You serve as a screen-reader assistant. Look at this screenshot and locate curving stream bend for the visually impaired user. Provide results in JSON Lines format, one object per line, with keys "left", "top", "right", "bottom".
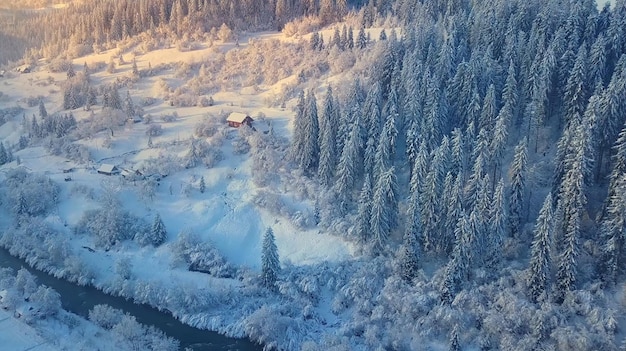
{"left": 0, "top": 248, "right": 262, "bottom": 351}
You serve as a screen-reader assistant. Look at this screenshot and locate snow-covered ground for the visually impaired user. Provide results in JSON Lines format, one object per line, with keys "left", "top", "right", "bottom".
{"left": 0, "top": 27, "right": 384, "bottom": 348}
{"left": 0, "top": 309, "right": 56, "bottom": 351}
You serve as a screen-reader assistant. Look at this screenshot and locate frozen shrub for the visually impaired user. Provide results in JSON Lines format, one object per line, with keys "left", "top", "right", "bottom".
{"left": 141, "top": 97, "right": 156, "bottom": 106}
{"left": 24, "top": 95, "right": 43, "bottom": 107}
{"left": 171, "top": 231, "right": 235, "bottom": 278}
{"left": 30, "top": 285, "right": 62, "bottom": 317}
{"left": 4, "top": 168, "right": 59, "bottom": 217}
{"left": 146, "top": 124, "right": 163, "bottom": 136}
{"left": 89, "top": 304, "right": 123, "bottom": 329}
{"left": 47, "top": 58, "right": 72, "bottom": 73}
{"left": 115, "top": 257, "right": 133, "bottom": 280}
{"left": 161, "top": 112, "right": 177, "bottom": 123}
{"left": 198, "top": 95, "right": 214, "bottom": 107}
{"left": 75, "top": 203, "right": 149, "bottom": 249}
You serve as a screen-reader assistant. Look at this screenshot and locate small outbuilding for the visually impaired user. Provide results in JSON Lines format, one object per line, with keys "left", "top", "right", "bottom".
{"left": 97, "top": 164, "right": 119, "bottom": 175}
{"left": 16, "top": 65, "right": 32, "bottom": 74}
{"left": 226, "top": 112, "right": 253, "bottom": 128}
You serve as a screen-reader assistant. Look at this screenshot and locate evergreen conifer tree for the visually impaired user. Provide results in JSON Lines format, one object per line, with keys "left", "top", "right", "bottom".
{"left": 38, "top": 100, "right": 47, "bottom": 119}
{"left": 397, "top": 228, "right": 419, "bottom": 282}
{"left": 527, "top": 193, "right": 554, "bottom": 302}
{"left": 0, "top": 143, "right": 7, "bottom": 165}
{"left": 261, "top": 227, "right": 280, "bottom": 288}
{"left": 357, "top": 27, "right": 367, "bottom": 49}
{"left": 509, "top": 139, "right": 528, "bottom": 237}
{"left": 199, "top": 176, "right": 206, "bottom": 193}
{"left": 355, "top": 175, "right": 373, "bottom": 244}
{"left": 150, "top": 213, "right": 167, "bottom": 246}
{"left": 370, "top": 166, "right": 398, "bottom": 254}
{"left": 318, "top": 87, "right": 338, "bottom": 186}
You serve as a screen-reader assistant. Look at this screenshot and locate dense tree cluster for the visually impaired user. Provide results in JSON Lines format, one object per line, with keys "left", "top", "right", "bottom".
{"left": 286, "top": 0, "right": 626, "bottom": 320}
{"left": 0, "top": 0, "right": 373, "bottom": 64}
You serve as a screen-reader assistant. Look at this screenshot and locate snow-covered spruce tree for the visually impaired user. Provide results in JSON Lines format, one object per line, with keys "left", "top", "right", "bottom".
{"left": 450, "top": 325, "right": 460, "bottom": 351}
{"left": 602, "top": 174, "right": 626, "bottom": 284}
{"left": 149, "top": 214, "right": 167, "bottom": 247}
{"left": 488, "top": 179, "right": 507, "bottom": 269}
{"left": 0, "top": 143, "right": 7, "bottom": 165}
{"left": 502, "top": 59, "right": 519, "bottom": 125}
{"left": 465, "top": 146, "right": 485, "bottom": 212}
{"left": 527, "top": 193, "right": 554, "bottom": 302}
{"left": 397, "top": 216, "right": 420, "bottom": 282}
{"left": 602, "top": 125, "right": 626, "bottom": 282}
{"left": 562, "top": 45, "right": 589, "bottom": 130}
{"left": 261, "top": 227, "right": 280, "bottom": 289}
{"left": 333, "top": 117, "right": 362, "bottom": 212}
{"left": 555, "top": 125, "right": 589, "bottom": 302}
{"left": 301, "top": 90, "right": 319, "bottom": 172}
{"left": 66, "top": 63, "right": 75, "bottom": 79}
{"left": 596, "top": 56, "right": 626, "bottom": 179}
{"left": 355, "top": 175, "right": 373, "bottom": 244}
{"left": 421, "top": 138, "right": 450, "bottom": 254}
{"left": 373, "top": 109, "right": 398, "bottom": 179}
{"left": 199, "top": 176, "right": 206, "bottom": 193}
{"left": 362, "top": 83, "right": 383, "bottom": 177}
{"left": 450, "top": 128, "right": 467, "bottom": 182}
{"left": 291, "top": 91, "right": 319, "bottom": 174}
{"left": 290, "top": 91, "right": 306, "bottom": 163}
{"left": 440, "top": 211, "right": 471, "bottom": 303}
{"left": 369, "top": 166, "right": 398, "bottom": 254}
{"left": 317, "top": 86, "right": 338, "bottom": 186}
{"left": 184, "top": 138, "right": 202, "bottom": 168}
{"left": 491, "top": 107, "right": 509, "bottom": 184}
{"left": 124, "top": 91, "right": 135, "bottom": 118}
{"left": 38, "top": 99, "right": 47, "bottom": 119}
{"left": 508, "top": 138, "right": 528, "bottom": 238}
{"left": 356, "top": 26, "right": 367, "bottom": 49}
{"left": 479, "top": 84, "right": 497, "bottom": 134}
{"left": 607, "top": 123, "right": 626, "bottom": 200}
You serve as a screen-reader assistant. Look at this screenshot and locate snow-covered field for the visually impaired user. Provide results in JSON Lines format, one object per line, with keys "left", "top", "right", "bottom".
{"left": 0, "top": 27, "right": 380, "bottom": 348}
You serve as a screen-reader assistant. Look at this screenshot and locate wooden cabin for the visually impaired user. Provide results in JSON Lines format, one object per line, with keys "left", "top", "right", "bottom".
{"left": 97, "top": 164, "right": 119, "bottom": 175}
{"left": 226, "top": 112, "right": 253, "bottom": 128}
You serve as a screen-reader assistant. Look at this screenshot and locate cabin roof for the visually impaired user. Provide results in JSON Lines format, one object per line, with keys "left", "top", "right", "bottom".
{"left": 98, "top": 164, "right": 117, "bottom": 173}
{"left": 226, "top": 112, "right": 252, "bottom": 123}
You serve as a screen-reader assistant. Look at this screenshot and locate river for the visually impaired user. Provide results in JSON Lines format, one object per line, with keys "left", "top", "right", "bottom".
{"left": 0, "top": 248, "right": 262, "bottom": 351}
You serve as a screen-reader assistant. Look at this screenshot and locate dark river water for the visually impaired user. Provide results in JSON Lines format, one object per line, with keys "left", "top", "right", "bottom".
{"left": 0, "top": 248, "right": 262, "bottom": 351}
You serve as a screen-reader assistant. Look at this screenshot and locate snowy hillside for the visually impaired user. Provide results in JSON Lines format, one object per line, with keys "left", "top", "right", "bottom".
{"left": 2, "top": 0, "right": 626, "bottom": 350}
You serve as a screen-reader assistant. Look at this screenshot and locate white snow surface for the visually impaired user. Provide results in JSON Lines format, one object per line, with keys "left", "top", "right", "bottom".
{"left": 0, "top": 27, "right": 364, "bottom": 347}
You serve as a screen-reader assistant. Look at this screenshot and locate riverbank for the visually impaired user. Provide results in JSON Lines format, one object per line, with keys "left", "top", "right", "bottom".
{"left": 0, "top": 246, "right": 261, "bottom": 350}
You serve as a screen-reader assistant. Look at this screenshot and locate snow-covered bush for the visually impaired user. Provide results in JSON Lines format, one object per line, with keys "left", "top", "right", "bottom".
{"left": 29, "top": 285, "right": 62, "bottom": 318}
{"left": 171, "top": 230, "right": 235, "bottom": 278}
{"left": 198, "top": 95, "right": 214, "bottom": 107}
{"left": 141, "top": 153, "right": 182, "bottom": 177}
{"left": 47, "top": 58, "right": 72, "bottom": 73}
{"left": 3, "top": 168, "right": 59, "bottom": 217}
{"left": 89, "top": 304, "right": 123, "bottom": 329}
{"left": 194, "top": 114, "right": 224, "bottom": 137}
{"left": 328, "top": 49, "right": 356, "bottom": 74}
{"left": 160, "top": 112, "right": 178, "bottom": 123}
{"left": 46, "top": 137, "right": 90, "bottom": 164}
{"left": 232, "top": 128, "right": 251, "bottom": 154}
{"left": 282, "top": 16, "right": 322, "bottom": 37}
{"left": 170, "top": 92, "right": 198, "bottom": 107}
{"left": 115, "top": 257, "right": 133, "bottom": 280}
{"left": 89, "top": 305, "right": 179, "bottom": 351}
{"left": 74, "top": 203, "right": 149, "bottom": 249}
{"left": 145, "top": 124, "right": 163, "bottom": 137}
{"left": 184, "top": 137, "right": 223, "bottom": 169}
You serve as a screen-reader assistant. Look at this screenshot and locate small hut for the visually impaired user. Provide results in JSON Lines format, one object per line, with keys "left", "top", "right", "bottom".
{"left": 226, "top": 112, "right": 253, "bottom": 128}
{"left": 97, "top": 164, "right": 119, "bottom": 175}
